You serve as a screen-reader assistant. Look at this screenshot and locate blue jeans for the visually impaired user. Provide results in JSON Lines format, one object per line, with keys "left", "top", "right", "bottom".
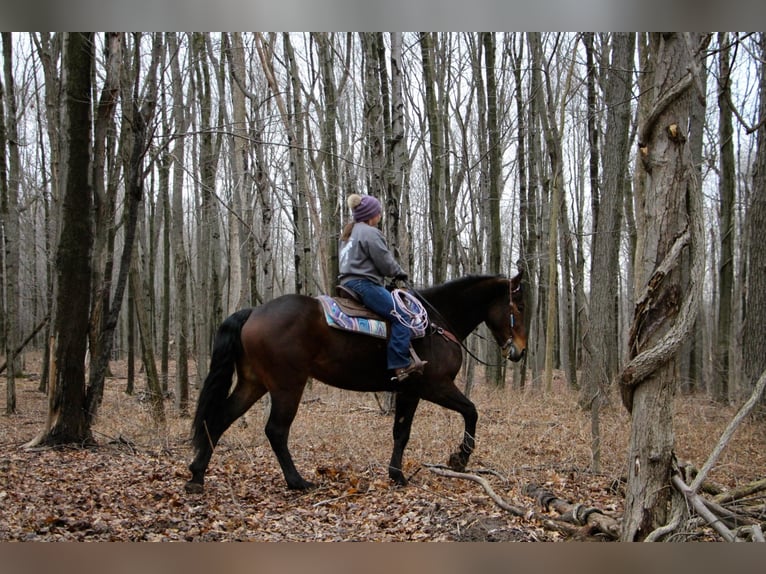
{"left": 343, "top": 279, "right": 412, "bottom": 370}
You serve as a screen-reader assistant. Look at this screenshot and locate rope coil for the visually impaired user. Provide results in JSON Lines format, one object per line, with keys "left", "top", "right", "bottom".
{"left": 390, "top": 288, "right": 429, "bottom": 333}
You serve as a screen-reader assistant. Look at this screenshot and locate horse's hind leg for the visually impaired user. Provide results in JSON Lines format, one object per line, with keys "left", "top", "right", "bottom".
{"left": 187, "top": 376, "right": 266, "bottom": 492}
{"left": 388, "top": 393, "right": 420, "bottom": 485}
{"left": 264, "top": 382, "right": 313, "bottom": 490}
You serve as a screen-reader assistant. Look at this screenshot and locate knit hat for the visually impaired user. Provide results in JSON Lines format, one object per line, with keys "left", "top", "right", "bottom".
{"left": 348, "top": 194, "right": 382, "bottom": 222}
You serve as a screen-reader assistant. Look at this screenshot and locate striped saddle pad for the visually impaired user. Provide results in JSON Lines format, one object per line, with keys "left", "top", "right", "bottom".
{"left": 317, "top": 295, "right": 388, "bottom": 339}
{"left": 317, "top": 294, "right": 428, "bottom": 339}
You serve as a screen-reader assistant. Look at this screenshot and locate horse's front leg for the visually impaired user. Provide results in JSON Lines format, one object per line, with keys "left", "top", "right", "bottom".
{"left": 424, "top": 383, "right": 478, "bottom": 472}
{"left": 388, "top": 392, "right": 420, "bottom": 485}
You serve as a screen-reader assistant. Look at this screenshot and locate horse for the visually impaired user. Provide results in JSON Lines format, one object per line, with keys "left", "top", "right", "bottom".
{"left": 185, "top": 273, "right": 527, "bottom": 494}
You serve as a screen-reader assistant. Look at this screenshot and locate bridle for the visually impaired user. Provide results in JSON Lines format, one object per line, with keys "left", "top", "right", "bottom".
{"left": 415, "top": 283, "right": 524, "bottom": 367}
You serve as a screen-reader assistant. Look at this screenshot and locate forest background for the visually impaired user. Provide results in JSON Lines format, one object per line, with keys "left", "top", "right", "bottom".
{"left": 1, "top": 32, "right": 765, "bottom": 542}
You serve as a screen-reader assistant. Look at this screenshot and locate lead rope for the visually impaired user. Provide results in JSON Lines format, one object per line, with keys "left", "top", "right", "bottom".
{"left": 390, "top": 288, "right": 430, "bottom": 333}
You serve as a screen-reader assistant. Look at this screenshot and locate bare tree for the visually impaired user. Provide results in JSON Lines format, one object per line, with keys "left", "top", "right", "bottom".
{"left": 619, "top": 32, "right": 707, "bottom": 541}
{"left": 167, "top": 32, "right": 191, "bottom": 416}
{"left": 711, "top": 32, "right": 736, "bottom": 404}
{"left": 742, "top": 32, "right": 766, "bottom": 413}
{"left": 581, "top": 33, "right": 634, "bottom": 473}
{"left": 1, "top": 32, "right": 21, "bottom": 414}
{"left": 31, "top": 32, "right": 95, "bottom": 446}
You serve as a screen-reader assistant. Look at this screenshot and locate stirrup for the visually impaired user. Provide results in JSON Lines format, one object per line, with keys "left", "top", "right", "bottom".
{"left": 392, "top": 359, "right": 428, "bottom": 382}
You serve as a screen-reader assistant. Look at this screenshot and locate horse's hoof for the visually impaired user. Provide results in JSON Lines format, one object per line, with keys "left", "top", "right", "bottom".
{"left": 389, "top": 471, "right": 408, "bottom": 486}
{"left": 287, "top": 479, "right": 316, "bottom": 491}
{"left": 448, "top": 453, "right": 467, "bottom": 472}
{"left": 185, "top": 481, "right": 204, "bottom": 494}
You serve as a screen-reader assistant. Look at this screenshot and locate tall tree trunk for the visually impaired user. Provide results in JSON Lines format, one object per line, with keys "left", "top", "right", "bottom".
{"left": 529, "top": 33, "right": 566, "bottom": 392}
{"left": 314, "top": 33, "right": 341, "bottom": 292}
{"left": 512, "top": 34, "right": 534, "bottom": 390}
{"left": 481, "top": 32, "right": 505, "bottom": 386}
{"left": 420, "top": 32, "right": 447, "bottom": 284}
{"left": 168, "top": 32, "right": 190, "bottom": 416}
{"left": 1, "top": 32, "right": 21, "bottom": 414}
{"left": 194, "top": 32, "right": 223, "bottom": 383}
{"left": 33, "top": 33, "right": 95, "bottom": 446}
{"left": 388, "top": 32, "right": 408, "bottom": 267}
{"left": 86, "top": 32, "right": 160, "bottom": 424}
{"left": 31, "top": 33, "right": 62, "bottom": 395}
{"left": 580, "top": 33, "right": 634, "bottom": 410}
{"left": 281, "top": 34, "right": 314, "bottom": 296}
{"left": 87, "top": 32, "right": 121, "bottom": 400}
{"left": 742, "top": 32, "right": 766, "bottom": 414}
{"left": 620, "top": 32, "right": 706, "bottom": 541}
{"left": 714, "top": 32, "right": 735, "bottom": 404}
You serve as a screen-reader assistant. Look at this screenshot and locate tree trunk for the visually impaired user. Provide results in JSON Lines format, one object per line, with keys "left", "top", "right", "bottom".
{"left": 620, "top": 32, "right": 706, "bottom": 541}
{"left": 168, "top": 32, "right": 190, "bottom": 416}
{"left": 85, "top": 32, "right": 160, "bottom": 424}
{"left": 420, "top": 33, "right": 447, "bottom": 284}
{"left": 714, "top": 33, "right": 735, "bottom": 404}
{"left": 742, "top": 32, "right": 766, "bottom": 414}
{"left": 34, "top": 32, "right": 95, "bottom": 446}
{"left": 580, "top": 33, "right": 634, "bottom": 410}
{"left": 1, "top": 32, "right": 21, "bottom": 414}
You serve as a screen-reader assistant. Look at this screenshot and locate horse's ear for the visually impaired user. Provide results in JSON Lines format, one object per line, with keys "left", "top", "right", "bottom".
{"left": 511, "top": 269, "right": 523, "bottom": 292}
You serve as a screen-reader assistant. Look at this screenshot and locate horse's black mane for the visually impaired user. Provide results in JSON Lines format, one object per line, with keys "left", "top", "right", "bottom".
{"left": 416, "top": 274, "right": 507, "bottom": 300}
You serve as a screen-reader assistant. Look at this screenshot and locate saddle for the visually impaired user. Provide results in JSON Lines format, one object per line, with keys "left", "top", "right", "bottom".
{"left": 316, "top": 285, "right": 426, "bottom": 340}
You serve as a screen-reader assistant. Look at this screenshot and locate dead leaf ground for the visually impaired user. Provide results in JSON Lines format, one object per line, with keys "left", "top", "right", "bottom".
{"left": 1, "top": 356, "right": 764, "bottom": 541}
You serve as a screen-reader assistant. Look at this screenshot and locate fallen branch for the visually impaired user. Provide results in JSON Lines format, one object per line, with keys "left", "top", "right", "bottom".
{"left": 690, "top": 367, "right": 766, "bottom": 493}
{"left": 670, "top": 473, "right": 736, "bottom": 542}
{"left": 713, "top": 477, "right": 766, "bottom": 505}
{"left": 0, "top": 315, "right": 49, "bottom": 374}
{"left": 425, "top": 465, "right": 526, "bottom": 516}
{"left": 523, "top": 483, "right": 621, "bottom": 540}
{"left": 425, "top": 465, "right": 580, "bottom": 538}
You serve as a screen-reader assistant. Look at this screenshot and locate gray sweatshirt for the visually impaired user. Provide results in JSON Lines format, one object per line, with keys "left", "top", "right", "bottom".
{"left": 338, "top": 223, "right": 405, "bottom": 286}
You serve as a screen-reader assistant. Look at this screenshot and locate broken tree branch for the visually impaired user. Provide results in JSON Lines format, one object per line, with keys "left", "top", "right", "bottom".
{"left": 671, "top": 473, "right": 736, "bottom": 542}
{"left": 0, "top": 315, "right": 49, "bottom": 374}
{"left": 691, "top": 367, "right": 766, "bottom": 493}
{"left": 713, "top": 477, "right": 766, "bottom": 506}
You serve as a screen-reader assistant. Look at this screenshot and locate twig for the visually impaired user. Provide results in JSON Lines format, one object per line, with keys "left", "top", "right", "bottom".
{"left": 0, "top": 316, "right": 49, "bottom": 374}
{"left": 690, "top": 367, "right": 766, "bottom": 493}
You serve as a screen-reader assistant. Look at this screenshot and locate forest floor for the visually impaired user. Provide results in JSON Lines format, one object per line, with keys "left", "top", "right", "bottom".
{"left": 1, "top": 355, "right": 765, "bottom": 542}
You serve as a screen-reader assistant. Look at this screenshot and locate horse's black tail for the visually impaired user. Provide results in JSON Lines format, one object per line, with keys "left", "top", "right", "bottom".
{"left": 191, "top": 308, "right": 252, "bottom": 452}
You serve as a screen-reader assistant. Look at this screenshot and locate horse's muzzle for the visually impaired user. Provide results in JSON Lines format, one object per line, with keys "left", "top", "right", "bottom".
{"left": 502, "top": 341, "right": 526, "bottom": 362}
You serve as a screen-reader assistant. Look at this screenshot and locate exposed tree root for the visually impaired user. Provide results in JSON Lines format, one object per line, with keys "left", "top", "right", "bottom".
{"left": 425, "top": 465, "right": 618, "bottom": 540}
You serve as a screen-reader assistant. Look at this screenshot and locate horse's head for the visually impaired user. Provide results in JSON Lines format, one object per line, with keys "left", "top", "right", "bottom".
{"left": 491, "top": 271, "right": 527, "bottom": 362}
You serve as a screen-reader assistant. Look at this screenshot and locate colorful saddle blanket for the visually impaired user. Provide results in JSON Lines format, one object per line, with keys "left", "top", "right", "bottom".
{"left": 317, "top": 294, "right": 427, "bottom": 339}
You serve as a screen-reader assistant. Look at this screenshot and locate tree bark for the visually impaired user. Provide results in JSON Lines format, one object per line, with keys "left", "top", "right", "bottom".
{"left": 620, "top": 32, "right": 706, "bottom": 541}
{"left": 714, "top": 33, "right": 736, "bottom": 404}
{"left": 742, "top": 33, "right": 766, "bottom": 413}
{"left": 168, "top": 32, "right": 190, "bottom": 416}
{"left": 1, "top": 32, "right": 21, "bottom": 414}
{"left": 580, "top": 33, "right": 634, "bottom": 412}
{"left": 420, "top": 33, "right": 447, "bottom": 284}
{"left": 34, "top": 33, "right": 95, "bottom": 446}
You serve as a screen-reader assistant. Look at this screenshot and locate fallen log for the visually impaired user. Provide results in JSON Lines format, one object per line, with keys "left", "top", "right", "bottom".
{"left": 523, "top": 483, "right": 621, "bottom": 540}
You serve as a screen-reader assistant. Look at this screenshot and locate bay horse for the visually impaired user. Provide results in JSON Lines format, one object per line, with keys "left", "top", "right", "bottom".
{"left": 185, "top": 273, "right": 526, "bottom": 494}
